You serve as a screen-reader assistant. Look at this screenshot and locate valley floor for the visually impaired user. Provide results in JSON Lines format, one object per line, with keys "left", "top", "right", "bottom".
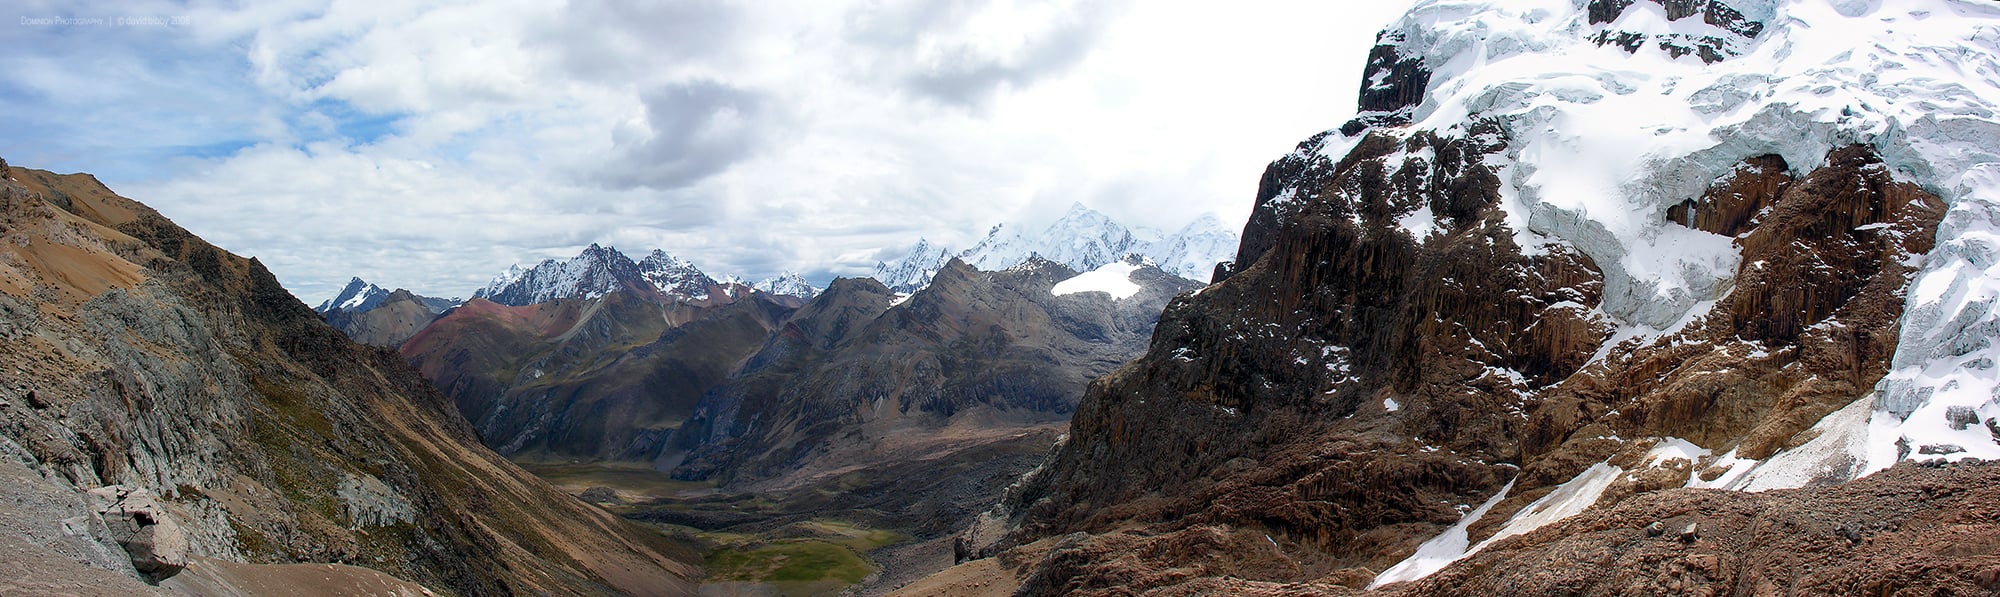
{"left": 517, "top": 423, "right": 1065, "bottom": 597}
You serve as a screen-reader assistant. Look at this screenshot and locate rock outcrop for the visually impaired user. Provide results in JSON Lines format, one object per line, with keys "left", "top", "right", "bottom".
{"left": 0, "top": 167, "right": 697, "bottom": 594}
{"left": 1585, "top": 0, "right": 1764, "bottom": 63}
{"left": 87, "top": 486, "right": 190, "bottom": 581}
{"left": 1399, "top": 460, "right": 2000, "bottom": 596}
{"left": 987, "top": 139, "right": 1945, "bottom": 595}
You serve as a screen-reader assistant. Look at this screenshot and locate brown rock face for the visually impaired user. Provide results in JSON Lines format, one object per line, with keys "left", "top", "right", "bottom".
{"left": 1000, "top": 124, "right": 1608, "bottom": 584}
{"left": 1525, "top": 145, "right": 1943, "bottom": 487}
{"left": 979, "top": 130, "right": 1945, "bottom": 594}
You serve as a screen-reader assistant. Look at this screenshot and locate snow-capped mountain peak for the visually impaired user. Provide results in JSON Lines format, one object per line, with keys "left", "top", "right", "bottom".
{"left": 753, "top": 271, "right": 819, "bottom": 299}
{"left": 1140, "top": 213, "right": 1237, "bottom": 282}
{"left": 473, "top": 244, "right": 651, "bottom": 306}
{"left": 872, "top": 237, "right": 953, "bottom": 294}
{"left": 1026, "top": 202, "right": 1137, "bottom": 273}
{"left": 639, "top": 249, "right": 719, "bottom": 300}
{"left": 315, "top": 277, "right": 392, "bottom": 313}
{"left": 958, "top": 224, "right": 1032, "bottom": 271}
{"left": 875, "top": 206, "right": 1241, "bottom": 292}
{"left": 471, "top": 244, "right": 744, "bottom": 306}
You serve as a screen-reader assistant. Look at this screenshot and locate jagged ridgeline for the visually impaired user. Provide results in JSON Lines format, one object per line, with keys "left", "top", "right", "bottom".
{"left": 907, "top": 0, "right": 2000, "bottom": 595}
{"left": 0, "top": 167, "right": 696, "bottom": 594}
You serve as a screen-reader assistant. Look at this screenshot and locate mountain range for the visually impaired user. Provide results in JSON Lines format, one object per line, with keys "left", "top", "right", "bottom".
{"left": 872, "top": 202, "right": 1239, "bottom": 293}
{"left": 318, "top": 201, "right": 1221, "bottom": 312}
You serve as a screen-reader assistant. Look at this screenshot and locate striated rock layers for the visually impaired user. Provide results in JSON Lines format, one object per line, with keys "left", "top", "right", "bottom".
{"left": 978, "top": 46, "right": 1954, "bottom": 597}
{"left": 0, "top": 166, "right": 697, "bottom": 594}
{"left": 402, "top": 288, "right": 797, "bottom": 462}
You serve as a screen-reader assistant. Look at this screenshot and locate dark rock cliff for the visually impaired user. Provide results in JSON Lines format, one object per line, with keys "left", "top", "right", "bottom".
{"left": 986, "top": 125, "right": 1943, "bottom": 597}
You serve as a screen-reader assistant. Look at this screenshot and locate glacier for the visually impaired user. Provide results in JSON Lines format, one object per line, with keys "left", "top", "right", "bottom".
{"left": 1352, "top": 0, "right": 2000, "bottom": 585}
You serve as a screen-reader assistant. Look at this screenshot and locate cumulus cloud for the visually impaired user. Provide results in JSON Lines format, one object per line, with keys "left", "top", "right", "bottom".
{"left": 895, "top": 0, "right": 1132, "bottom": 108}
{"left": 599, "top": 81, "right": 775, "bottom": 190}
{"left": 7, "top": 0, "right": 1418, "bottom": 303}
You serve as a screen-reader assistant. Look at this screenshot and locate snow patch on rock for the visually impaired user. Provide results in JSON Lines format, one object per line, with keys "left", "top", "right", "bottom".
{"left": 1052, "top": 261, "right": 1143, "bottom": 300}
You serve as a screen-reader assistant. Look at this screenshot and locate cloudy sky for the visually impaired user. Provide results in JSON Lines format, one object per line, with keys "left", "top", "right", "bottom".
{"left": 4, "top": 0, "right": 1415, "bottom": 303}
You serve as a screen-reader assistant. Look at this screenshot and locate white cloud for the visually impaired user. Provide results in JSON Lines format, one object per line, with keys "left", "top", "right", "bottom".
{"left": 7, "top": 0, "right": 1418, "bottom": 303}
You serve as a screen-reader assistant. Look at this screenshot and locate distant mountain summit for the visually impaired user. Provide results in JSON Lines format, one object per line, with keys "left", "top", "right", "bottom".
{"left": 468, "top": 244, "right": 807, "bottom": 307}
{"left": 964, "top": 202, "right": 1138, "bottom": 274}
{"left": 753, "top": 271, "right": 819, "bottom": 299}
{"left": 871, "top": 238, "right": 953, "bottom": 294}
{"left": 473, "top": 243, "right": 659, "bottom": 306}
{"left": 323, "top": 289, "right": 452, "bottom": 347}
{"left": 872, "top": 203, "right": 1240, "bottom": 293}
{"left": 314, "top": 277, "right": 391, "bottom": 313}
{"left": 640, "top": 249, "right": 721, "bottom": 300}
{"left": 1143, "top": 213, "right": 1238, "bottom": 281}
{"left": 316, "top": 277, "right": 459, "bottom": 316}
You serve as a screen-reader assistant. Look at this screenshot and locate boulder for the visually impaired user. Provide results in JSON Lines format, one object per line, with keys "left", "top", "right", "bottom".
{"left": 578, "top": 486, "right": 622, "bottom": 505}
{"left": 87, "top": 486, "right": 188, "bottom": 581}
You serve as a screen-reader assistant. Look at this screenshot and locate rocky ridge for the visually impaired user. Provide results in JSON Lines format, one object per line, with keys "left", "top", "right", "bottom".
{"left": 0, "top": 165, "right": 697, "bottom": 594}
{"left": 667, "top": 257, "right": 1200, "bottom": 491}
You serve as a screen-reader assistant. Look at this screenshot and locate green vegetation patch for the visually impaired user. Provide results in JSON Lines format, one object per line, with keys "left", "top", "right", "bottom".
{"left": 515, "top": 460, "right": 715, "bottom": 500}
{"left": 796, "top": 519, "right": 907, "bottom": 552}
{"left": 705, "top": 540, "right": 873, "bottom": 585}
